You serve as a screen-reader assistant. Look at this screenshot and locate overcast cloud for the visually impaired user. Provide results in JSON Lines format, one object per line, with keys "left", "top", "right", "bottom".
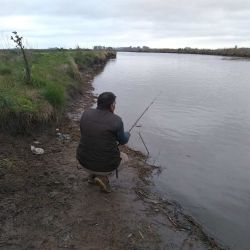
{"left": 0, "top": 0, "right": 250, "bottom": 49}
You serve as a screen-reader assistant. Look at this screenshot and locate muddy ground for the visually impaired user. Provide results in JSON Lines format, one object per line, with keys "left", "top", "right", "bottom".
{"left": 0, "top": 68, "right": 225, "bottom": 250}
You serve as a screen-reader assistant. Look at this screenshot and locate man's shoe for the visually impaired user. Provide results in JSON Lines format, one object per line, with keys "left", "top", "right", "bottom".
{"left": 94, "top": 176, "right": 111, "bottom": 193}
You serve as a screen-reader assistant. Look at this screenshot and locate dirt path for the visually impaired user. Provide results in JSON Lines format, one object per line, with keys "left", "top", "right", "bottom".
{"left": 0, "top": 68, "right": 224, "bottom": 250}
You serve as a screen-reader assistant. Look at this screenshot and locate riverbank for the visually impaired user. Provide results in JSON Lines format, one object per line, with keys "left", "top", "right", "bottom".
{"left": 0, "top": 55, "right": 225, "bottom": 249}
{"left": 0, "top": 49, "right": 115, "bottom": 132}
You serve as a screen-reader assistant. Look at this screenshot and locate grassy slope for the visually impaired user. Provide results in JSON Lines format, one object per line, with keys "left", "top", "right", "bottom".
{"left": 0, "top": 50, "right": 115, "bottom": 131}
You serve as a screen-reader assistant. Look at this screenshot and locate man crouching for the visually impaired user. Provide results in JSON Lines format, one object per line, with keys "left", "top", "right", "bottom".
{"left": 76, "top": 92, "right": 130, "bottom": 193}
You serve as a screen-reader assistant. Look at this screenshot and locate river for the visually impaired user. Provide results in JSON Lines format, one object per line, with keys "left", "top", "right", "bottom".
{"left": 92, "top": 52, "right": 250, "bottom": 249}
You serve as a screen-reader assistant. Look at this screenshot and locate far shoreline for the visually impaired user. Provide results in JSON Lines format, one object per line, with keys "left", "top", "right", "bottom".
{"left": 94, "top": 46, "right": 250, "bottom": 58}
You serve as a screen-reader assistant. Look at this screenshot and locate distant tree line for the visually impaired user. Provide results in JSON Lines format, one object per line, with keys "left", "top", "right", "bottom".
{"left": 114, "top": 46, "right": 250, "bottom": 58}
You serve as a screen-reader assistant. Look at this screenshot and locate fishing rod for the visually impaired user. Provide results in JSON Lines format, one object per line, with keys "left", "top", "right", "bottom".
{"left": 128, "top": 93, "right": 160, "bottom": 133}
{"left": 116, "top": 93, "right": 160, "bottom": 178}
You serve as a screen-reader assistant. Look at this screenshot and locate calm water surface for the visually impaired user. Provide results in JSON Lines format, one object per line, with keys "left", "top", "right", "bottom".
{"left": 92, "top": 52, "right": 250, "bottom": 249}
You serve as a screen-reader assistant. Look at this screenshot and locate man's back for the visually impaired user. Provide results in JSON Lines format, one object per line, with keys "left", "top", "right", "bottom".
{"left": 77, "top": 108, "right": 122, "bottom": 172}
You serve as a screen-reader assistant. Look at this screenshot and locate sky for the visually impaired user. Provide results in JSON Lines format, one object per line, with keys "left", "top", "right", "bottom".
{"left": 0, "top": 0, "right": 249, "bottom": 49}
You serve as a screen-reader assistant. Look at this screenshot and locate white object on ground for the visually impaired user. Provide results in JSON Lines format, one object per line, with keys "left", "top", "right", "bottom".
{"left": 31, "top": 145, "right": 44, "bottom": 155}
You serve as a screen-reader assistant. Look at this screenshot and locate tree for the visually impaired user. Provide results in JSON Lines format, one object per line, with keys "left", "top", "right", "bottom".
{"left": 11, "top": 31, "right": 31, "bottom": 84}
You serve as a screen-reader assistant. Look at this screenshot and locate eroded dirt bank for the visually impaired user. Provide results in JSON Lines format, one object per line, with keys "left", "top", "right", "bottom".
{"left": 0, "top": 66, "right": 225, "bottom": 250}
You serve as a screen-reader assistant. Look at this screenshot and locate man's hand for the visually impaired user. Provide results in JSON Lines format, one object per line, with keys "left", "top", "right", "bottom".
{"left": 124, "top": 132, "right": 131, "bottom": 140}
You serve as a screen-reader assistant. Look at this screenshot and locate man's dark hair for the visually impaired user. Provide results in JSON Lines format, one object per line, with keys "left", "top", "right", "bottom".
{"left": 97, "top": 92, "right": 116, "bottom": 110}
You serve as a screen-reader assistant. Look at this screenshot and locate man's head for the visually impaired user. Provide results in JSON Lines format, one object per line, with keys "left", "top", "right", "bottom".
{"left": 97, "top": 92, "right": 116, "bottom": 112}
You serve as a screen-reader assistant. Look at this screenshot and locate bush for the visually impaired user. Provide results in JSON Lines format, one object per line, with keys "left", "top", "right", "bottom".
{"left": 0, "top": 93, "right": 15, "bottom": 109}
{"left": 31, "top": 75, "right": 48, "bottom": 87}
{"left": 0, "top": 65, "right": 12, "bottom": 75}
{"left": 0, "top": 88, "right": 38, "bottom": 113}
{"left": 42, "top": 83, "right": 65, "bottom": 108}
{"left": 74, "top": 51, "right": 99, "bottom": 69}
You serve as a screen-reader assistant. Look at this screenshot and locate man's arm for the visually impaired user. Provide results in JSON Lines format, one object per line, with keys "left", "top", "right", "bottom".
{"left": 116, "top": 120, "right": 130, "bottom": 145}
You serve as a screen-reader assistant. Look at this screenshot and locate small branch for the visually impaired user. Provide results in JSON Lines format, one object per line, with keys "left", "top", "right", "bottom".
{"left": 11, "top": 31, "right": 31, "bottom": 84}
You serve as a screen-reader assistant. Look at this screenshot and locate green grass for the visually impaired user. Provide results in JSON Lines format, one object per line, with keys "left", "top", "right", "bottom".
{"left": 0, "top": 64, "right": 12, "bottom": 75}
{"left": 0, "top": 49, "right": 116, "bottom": 132}
{"left": 42, "top": 83, "right": 65, "bottom": 108}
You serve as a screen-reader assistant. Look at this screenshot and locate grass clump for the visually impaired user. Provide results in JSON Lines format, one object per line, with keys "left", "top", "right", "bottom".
{"left": 74, "top": 50, "right": 115, "bottom": 70}
{"left": 0, "top": 83, "right": 45, "bottom": 131}
{"left": 0, "top": 64, "right": 12, "bottom": 75}
{"left": 42, "top": 83, "right": 65, "bottom": 108}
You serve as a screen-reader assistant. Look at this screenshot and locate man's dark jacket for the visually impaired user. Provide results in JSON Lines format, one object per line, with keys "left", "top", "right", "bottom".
{"left": 76, "top": 108, "right": 128, "bottom": 172}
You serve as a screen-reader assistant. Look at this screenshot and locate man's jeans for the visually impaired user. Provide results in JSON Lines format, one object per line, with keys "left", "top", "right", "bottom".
{"left": 82, "top": 152, "right": 129, "bottom": 176}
